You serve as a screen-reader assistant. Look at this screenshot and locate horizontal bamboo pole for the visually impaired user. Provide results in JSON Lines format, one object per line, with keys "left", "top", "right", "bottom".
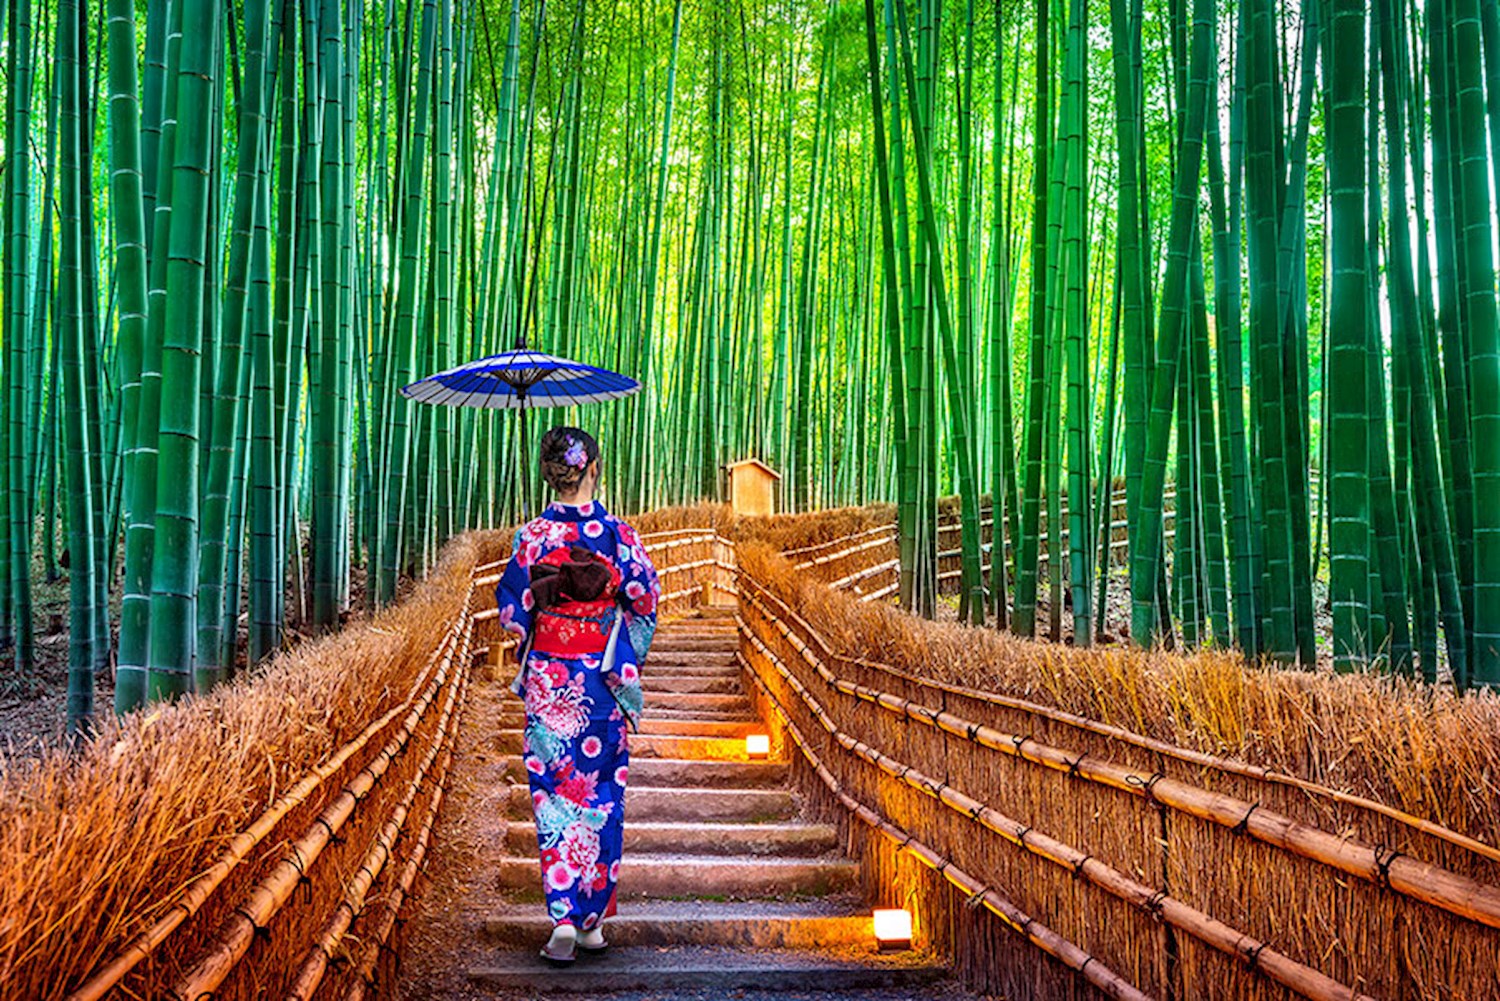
{"left": 860, "top": 581, "right": 900, "bottom": 602}
{"left": 829, "top": 557, "right": 899, "bottom": 591}
{"left": 170, "top": 611, "right": 469, "bottom": 999}
{"left": 738, "top": 570, "right": 1500, "bottom": 867}
{"left": 837, "top": 667, "right": 1500, "bottom": 867}
{"left": 794, "top": 534, "right": 897, "bottom": 571}
{"left": 642, "top": 532, "right": 725, "bottom": 550}
{"left": 738, "top": 655, "right": 1153, "bottom": 1001}
{"left": 62, "top": 585, "right": 473, "bottom": 1001}
{"left": 655, "top": 556, "right": 729, "bottom": 577}
{"left": 779, "top": 524, "right": 898, "bottom": 559}
{"left": 739, "top": 628, "right": 1374, "bottom": 1001}
{"left": 741, "top": 587, "right": 1500, "bottom": 929}
{"left": 828, "top": 713, "right": 1370, "bottom": 1001}
{"left": 284, "top": 639, "right": 471, "bottom": 1001}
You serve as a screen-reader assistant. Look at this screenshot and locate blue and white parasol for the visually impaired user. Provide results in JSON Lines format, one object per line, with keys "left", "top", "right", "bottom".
{"left": 399, "top": 349, "right": 641, "bottom": 409}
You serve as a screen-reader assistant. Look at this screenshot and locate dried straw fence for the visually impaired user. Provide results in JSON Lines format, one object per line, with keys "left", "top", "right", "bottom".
{"left": 782, "top": 487, "right": 1209, "bottom": 602}
{"left": 2, "top": 509, "right": 734, "bottom": 1001}
{"left": 732, "top": 526, "right": 1500, "bottom": 1001}
{"left": 9, "top": 503, "right": 1493, "bottom": 1001}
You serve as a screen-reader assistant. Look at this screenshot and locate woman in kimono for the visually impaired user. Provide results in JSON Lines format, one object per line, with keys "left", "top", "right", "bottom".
{"left": 493, "top": 426, "right": 660, "bottom": 965}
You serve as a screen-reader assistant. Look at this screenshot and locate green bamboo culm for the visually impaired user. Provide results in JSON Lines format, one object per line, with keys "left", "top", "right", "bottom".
{"left": 1447, "top": 0, "right": 1500, "bottom": 685}
{"left": 57, "top": 0, "right": 98, "bottom": 734}
{"left": 1323, "top": 0, "right": 1371, "bottom": 671}
{"left": 3, "top": 0, "right": 37, "bottom": 678}
{"left": 146, "top": 0, "right": 220, "bottom": 702}
{"left": 1129, "top": 0, "right": 1213, "bottom": 649}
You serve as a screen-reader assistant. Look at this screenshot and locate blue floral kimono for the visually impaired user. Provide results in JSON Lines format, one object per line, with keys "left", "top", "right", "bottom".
{"left": 494, "top": 499, "right": 660, "bottom": 930}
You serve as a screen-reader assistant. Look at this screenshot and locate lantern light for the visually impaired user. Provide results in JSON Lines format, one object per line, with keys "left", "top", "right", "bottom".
{"left": 745, "top": 733, "right": 771, "bottom": 759}
{"left": 873, "top": 908, "right": 912, "bottom": 951}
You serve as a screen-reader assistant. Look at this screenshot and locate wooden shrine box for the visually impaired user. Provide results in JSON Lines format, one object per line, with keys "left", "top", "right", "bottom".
{"left": 722, "top": 458, "right": 781, "bottom": 517}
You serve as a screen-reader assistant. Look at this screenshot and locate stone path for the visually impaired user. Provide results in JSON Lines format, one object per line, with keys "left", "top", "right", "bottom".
{"left": 398, "top": 610, "right": 988, "bottom": 1000}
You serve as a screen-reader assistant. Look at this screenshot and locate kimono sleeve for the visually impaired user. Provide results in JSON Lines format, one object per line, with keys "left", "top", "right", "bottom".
{"left": 615, "top": 522, "right": 660, "bottom": 662}
{"left": 493, "top": 528, "right": 535, "bottom": 645}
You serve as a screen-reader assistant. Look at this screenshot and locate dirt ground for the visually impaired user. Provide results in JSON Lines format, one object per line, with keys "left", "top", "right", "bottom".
{"left": 0, "top": 537, "right": 377, "bottom": 757}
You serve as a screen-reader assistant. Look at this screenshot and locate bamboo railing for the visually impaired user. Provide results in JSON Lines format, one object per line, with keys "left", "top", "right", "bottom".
{"left": 732, "top": 531, "right": 1500, "bottom": 1001}
{"left": 63, "top": 597, "right": 475, "bottom": 1001}
{"left": 43, "top": 506, "right": 1487, "bottom": 1001}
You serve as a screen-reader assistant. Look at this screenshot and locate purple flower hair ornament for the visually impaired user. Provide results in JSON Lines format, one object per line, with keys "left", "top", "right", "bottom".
{"left": 563, "top": 436, "right": 590, "bottom": 470}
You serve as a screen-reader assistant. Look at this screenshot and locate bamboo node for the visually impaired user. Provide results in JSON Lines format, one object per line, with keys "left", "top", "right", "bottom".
{"left": 1231, "top": 802, "right": 1260, "bottom": 837}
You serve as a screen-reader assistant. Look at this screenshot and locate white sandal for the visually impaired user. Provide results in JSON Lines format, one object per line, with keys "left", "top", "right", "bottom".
{"left": 577, "top": 925, "right": 609, "bottom": 955}
{"left": 540, "top": 924, "right": 577, "bottom": 965}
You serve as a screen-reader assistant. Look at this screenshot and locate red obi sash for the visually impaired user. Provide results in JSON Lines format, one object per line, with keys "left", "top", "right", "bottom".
{"left": 529, "top": 546, "right": 622, "bottom": 657}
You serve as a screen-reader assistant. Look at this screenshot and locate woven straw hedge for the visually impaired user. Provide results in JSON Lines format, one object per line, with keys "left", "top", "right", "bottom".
{"left": 1, "top": 532, "right": 493, "bottom": 1000}
{"left": 734, "top": 537, "right": 1500, "bottom": 1001}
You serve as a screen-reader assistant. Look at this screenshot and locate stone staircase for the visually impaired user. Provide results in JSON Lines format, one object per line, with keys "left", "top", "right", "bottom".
{"left": 468, "top": 609, "right": 950, "bottom": 996}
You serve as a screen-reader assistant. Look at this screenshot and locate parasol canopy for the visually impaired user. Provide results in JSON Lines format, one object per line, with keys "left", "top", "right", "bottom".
{"left": 399, "top": 349, "right": 641, "bottom": 409}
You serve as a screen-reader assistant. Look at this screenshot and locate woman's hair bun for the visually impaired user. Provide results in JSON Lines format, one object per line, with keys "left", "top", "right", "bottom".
{"left": 539, "top": 426, "right": 600, "bottom": 493}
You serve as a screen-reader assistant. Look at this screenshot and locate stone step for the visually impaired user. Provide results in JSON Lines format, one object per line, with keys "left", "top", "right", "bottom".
{"left": 646, "top": 650, "right": 739, "bottom": 669}
{"left": 639, "top": 717, "right": 761, "bottom": 737}
{"left": 496, "top": 730, "right": 754, "bottom": 761}
{"left": 646, "top": 691, "right": 751, "bottom": 713}
{"left": 498, "top": 756, "right": 787, "bottom": 788}
{"left": 481, "top": 898, "right": 869, "bottom": 949}
{"left": 505, "top": 784, "right": 797, "bottom": 823}
{"left": 643, "top": 665, "right": 743, "bottom": 681}
{"left": 651, "top": 638, "right": 741, "bottom": 653}
{"left": 503, "top": 819, "right": 836, "bottom": 856}
{"left": 658, "top": 622, "right": 738, "bottom": 635}
{"left": 468, "top": 945, "right": 946, "bottom": 994}
{"left": 495, "top": 854, "right": 858, "bottom": 898}
{"left": 640, "top": 705, "right": 759, "bottom": 724}
{"left": 649, "top": 675, "right": 743, "bottom": 695}
{"left": 629, "top": 732, "right": 757, "bottom": 759}
{"left": 668, "top": 610, "right": 738, "bottom": 624}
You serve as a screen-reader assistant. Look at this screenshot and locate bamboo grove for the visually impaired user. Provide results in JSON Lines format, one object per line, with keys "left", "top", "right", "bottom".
{"left": 0, "top": 0, "right": 1497, "bottom": 734}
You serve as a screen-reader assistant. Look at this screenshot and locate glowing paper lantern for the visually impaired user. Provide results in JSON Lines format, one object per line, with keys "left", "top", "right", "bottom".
{"left": 873, "top": 908, "right": 912, "bottom": 951}
{"left": 745, "top": 733, "right": 770, "bottom": 759}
